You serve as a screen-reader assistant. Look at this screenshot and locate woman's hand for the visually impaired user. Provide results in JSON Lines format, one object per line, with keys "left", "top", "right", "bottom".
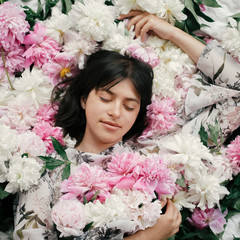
{"left": 119, "top": 10, "right": 205, "bottom": 63}
{"left": 124, "top": 199, "right": 182, "bottom": 240}
{"left": 119, "top": 10, "right": 176, "bottom": 42}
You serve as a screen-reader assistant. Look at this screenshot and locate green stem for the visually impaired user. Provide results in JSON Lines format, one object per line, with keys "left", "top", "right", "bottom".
{"left": 1, "top": 48, "right": 14, "bottom": 90}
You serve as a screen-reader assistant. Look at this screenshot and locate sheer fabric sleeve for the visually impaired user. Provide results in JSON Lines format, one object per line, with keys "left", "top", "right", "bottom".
{"left": 13, "top": 171, "right": 60, "bottom": 240}
{"left": 181, "top": 40, "right": 240, "bottom": 140}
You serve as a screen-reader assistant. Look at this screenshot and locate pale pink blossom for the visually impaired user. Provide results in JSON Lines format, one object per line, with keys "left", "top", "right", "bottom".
{"left": 143, "top": 97, "right": 176, "bottom": 136}
{"left": 23, "top": 22, "right": 60, "bottom": 68}
{"left": 133, "top": 156, "right": 176, "bottom": 198}
{"left": 226, "top": 135, "right": 240, "bottom": 175}
{"left": 126, "top": 44, "right": 160, "bottom": 68}
{"left": 51, "top": 199, "right": 87, "bottom": 237}
{"left": 0, "top": 2, "right": 30, "bottom": 50}
{"left": 187, "top": 207, "right": 227, "bottom": 234}
{"left": 42, "top": 52, "right": 77, "bottom": 86}
{"left": 36, "top": 103, "right": 58, "bottom": 125}
{"left": 107, "top": 152, "right": 141, "bottom": 189}
{"left": 0, "top": 46, "right": 25, "bottom": 75}
{"left": 61, "top": 163, "right": 111, "bottom": 203}
{"left": 1, "top": 100, "right": 37, "bottom": 132}
{"left": 32, "top": 121, "right": 65, "bottom": 153}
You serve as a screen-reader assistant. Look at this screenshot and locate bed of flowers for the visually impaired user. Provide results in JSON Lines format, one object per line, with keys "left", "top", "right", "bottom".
{"left": 0, "top": 0, "right": 240, "bottom": 239}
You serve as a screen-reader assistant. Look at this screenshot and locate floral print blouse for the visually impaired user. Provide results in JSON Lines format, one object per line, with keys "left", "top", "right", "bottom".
{"left": 13, "top": 41, "right": 240, "bottom": 240}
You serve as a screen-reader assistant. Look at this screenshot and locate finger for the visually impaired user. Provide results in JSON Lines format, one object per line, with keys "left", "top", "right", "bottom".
{"left": 125, "top": 14, "right": 144, "bottom": 31}
{"left": 118, "top": 10, "right": 144, "bottom": 20}
{"left": 134, "top": 17, "right": 149, "bottom": 39}
{"left": 139, "top": 21, "right": 152, "bottom": 42}
{"left": 160, "top": 198, "right": 167, "bottom": 208}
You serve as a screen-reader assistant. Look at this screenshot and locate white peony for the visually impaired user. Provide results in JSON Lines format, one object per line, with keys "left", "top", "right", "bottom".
{"left": 173, "top": 191, "right": 195, "bottom": 211}
{"left": 187, "top": 173, "right": 229, "bottom": 210}
{"left": 102, "top": 21, "right": 135, "bottom": 54}
{"left": 222, "top": 213, "right": 240, "bottom": 240}
{"left": 155, "top": 0, "right": 187, "bottom": 24}
{"left": 219, "top": 24, "right": 240, "bottom": 62}
{"left": 5, "top": 155, "right": 42, "bottom": 193}
{"left": 0, "top": 83, "right": 15, "bottom": 106}
{"left": 84, "top": 193, "right": 129, "bottom": 228}
{"left": 114, "top": 189, "right": 162, "bottom": 231}
{"left": 63, "top": 30, "right": 97, "bottom": 69}
{"left": 113, "top": 0, "right": 142, "bottom": 14}
{"left": 14, "top": 67, "right": 53, "bottom": 108}
{"left": 43, "top": 7, "right": 73, "bottom": 45}
{"left": 69, "top": 0, "right": 117, "bottom": 42}
{"left": 0, "top": 123, "right": 17, "bottom": 162}
{"left": 161, "top": 133, "right": 213, "bottom": 181}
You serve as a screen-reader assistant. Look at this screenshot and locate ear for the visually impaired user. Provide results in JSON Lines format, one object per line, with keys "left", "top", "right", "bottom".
{"left": 81, "top": 97, "right": 86, "bottom": 110}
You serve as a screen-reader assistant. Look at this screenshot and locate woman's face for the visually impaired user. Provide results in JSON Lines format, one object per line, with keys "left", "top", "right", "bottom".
{"left": 80, "top": 78, "right": 141, "bottom": 153}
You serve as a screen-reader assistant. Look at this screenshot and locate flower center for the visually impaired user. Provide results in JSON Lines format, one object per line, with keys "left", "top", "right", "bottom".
{"left": 60, "top": 67, "right": 71, "bottom": 78}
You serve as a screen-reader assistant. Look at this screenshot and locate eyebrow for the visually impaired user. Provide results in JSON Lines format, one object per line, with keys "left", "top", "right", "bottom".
{"left": 100, "top": 89, "right": 140, "bottom": 104}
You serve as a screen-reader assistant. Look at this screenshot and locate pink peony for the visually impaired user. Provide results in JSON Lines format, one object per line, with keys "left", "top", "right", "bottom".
{"left": 36, "top": 103, "right": 58, "bottom": 125}
{"left": 107, "top": 152, "right": 141, "bottom": 189}
{"left": 187, "top": 207, "right": 227, "bottom": 234}
{"left": 0, "top": 46, "right": 25, "bottom": 75}
{"left": 126, "top": 44, "right": 160, "bottom": 68}
{"left": 61, "top": 163, "right": 112, "bottom": 203}
{"left": 226, "top": 135, "right": 240, "bottom": 175}
{"left": 0, "top": 2, "right": 30, "bottom": 50}
{"left": 51, "top": 199, "right": 87, "bottom": 237}
{"left": 42, "top": 52, "right": 77, "bottom": 86}
{"left": 143, "top": 97, "right": 176, "bottom": 136}
{"left": 32, "top": 121, "right": 65, "bottom": 153}
{"left": 133, "top": 156, "right": 176, "bottom": 198}
{"left": 23, "top": 23, "right": 60, "bottom": 68}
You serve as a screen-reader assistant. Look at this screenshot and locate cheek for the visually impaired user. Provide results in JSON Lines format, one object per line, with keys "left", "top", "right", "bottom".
{"left": 125, "top": 111, "right": 139, "bottom": 127}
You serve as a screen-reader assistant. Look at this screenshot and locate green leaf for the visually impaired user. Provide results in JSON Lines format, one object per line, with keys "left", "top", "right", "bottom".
{"left": 198, "top": 124, "right": 208, "bottom": 146}
{"left": 231, "top": 13, "right": 240, "bottom": 19}
{"left": 38, "top": 156, "right": 65, "bottom": 170}
{"left": 184, "top": 0, "right": 199, "bottom": 22}
{"left": 0, "top": 186, "right": 10, "bottom": 200}
{"left": 21, "top": 153, "right": 29, "bottom": 158}
{"left": 51, "top": 136, "right": 68, "bottom": 161}
{"left": 194, "top": 3, "right": 214, "bottom": 22}
{"left": 83, "top": 222, "right": 93, "bottom": 232}
{"left": 194, "top": 0, "right": 221, "bottom": 7}
{"left": 233, "top": 199, "right": 240, "bottom": 211}
{"left": 45, "top": 0, "right": 59, "bottom": 19}
{"left": 61, "top": 0, "right": 73, "bottom": 14}
{"left": 208, "top": 121, "right": 220, "bottom": 146}
{"left": 83, "top": 195, "right": 89, "bottom": 204}
{"left": 176, "top": 174, "right": 186, "bottom": 188}
{"left": 62, "top": 163, "right": 71, "bottom": 181}
{"left": 90, "top": 190, "right": 100, "bottom": 202}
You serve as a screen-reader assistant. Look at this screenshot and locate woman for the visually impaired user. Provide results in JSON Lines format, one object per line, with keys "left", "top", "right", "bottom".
{"left": 14, "top": 50, "right": 181, "bottom": 240}
{"left": 14, "top": 11, "right": 239, "bottom": 240}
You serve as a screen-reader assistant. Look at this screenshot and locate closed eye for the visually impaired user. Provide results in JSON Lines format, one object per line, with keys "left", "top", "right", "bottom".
{"left": 100, "top": 96, "right": 111, "bottom": 102}
{"left": 124, "top": 105, "right": 134, "bottom": 111}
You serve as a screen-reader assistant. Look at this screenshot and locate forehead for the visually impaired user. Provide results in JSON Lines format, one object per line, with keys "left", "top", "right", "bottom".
{"left": 99, "top": 78, "right": 140, "bottom": 99}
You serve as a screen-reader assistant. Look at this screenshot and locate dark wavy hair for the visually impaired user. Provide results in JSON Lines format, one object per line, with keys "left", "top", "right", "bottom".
{"left": 52, "top": 50, "right": 153, "bottom": 145}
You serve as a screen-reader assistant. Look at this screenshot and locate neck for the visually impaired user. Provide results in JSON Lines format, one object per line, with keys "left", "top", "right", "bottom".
{"left": 76, "top": 137, "right": 119, "bottom": 154}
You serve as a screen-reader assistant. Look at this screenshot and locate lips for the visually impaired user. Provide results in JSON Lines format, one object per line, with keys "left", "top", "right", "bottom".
{"left": 101, "top": 120, "right": 121, "bottom": 129}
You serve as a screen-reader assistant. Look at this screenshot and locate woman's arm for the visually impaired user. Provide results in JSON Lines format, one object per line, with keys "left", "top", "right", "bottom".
{"left": 124, "top": 199, "right": 182, "bottom": 240}
{"left": 119, "top": 11, "right": 205, "bottom": 63}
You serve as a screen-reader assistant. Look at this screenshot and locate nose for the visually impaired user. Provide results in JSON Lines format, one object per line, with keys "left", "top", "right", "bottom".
{"left": 107, "top": 101, "right": 121, "bottom": 119}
